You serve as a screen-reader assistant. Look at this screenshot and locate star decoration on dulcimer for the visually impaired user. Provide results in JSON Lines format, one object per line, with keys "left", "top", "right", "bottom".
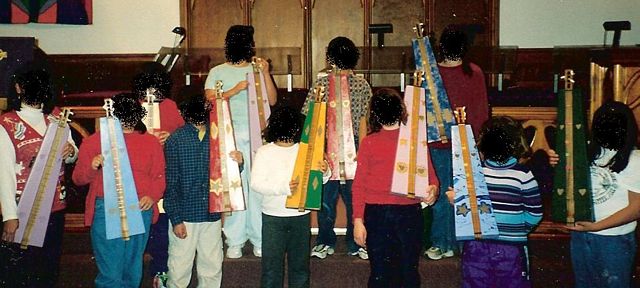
{"left": 456, "top": 203, "right": 470, "bottom": 217}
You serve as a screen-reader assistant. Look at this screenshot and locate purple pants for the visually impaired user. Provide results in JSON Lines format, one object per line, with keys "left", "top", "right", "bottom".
{"left": 462, "top": 241, "right": 530, "bottom": 288}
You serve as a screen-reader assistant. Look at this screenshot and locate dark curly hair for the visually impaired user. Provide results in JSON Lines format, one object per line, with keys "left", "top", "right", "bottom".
{"left": 478, "top": 116, "right": 529, "bottom": 164}
{"left": 225, "top": 25, "right": 255, "bottom": 64}
{"left": 112, "top": 92, "right": 147, "bottom": 133}
{"left": 179, "top": 94, "right": 209, "bottom": 126}
{"left": 263, "top": 106, "right": 304, "bottom": 143}
{"left": 327, "top": 36, "right": 359, "bottom": 70}
{"left": 132, "top": 62, "right": 173, "bottom": 101}
{"left": 9, "top": 61, "right": 56, "bottom": 114}
{"left": 589, "top": 101, "right": 638, "bottom": 173}
{"left": 367, "top": 88, "right": 407, "bottom": 134}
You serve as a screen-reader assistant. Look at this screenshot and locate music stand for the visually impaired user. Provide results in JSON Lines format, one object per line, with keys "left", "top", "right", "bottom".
{"left": 153, "top": 47, "right": 183, "bottom": 73}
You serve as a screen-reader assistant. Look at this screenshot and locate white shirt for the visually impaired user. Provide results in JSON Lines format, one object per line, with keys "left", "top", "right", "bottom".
{"left": 250, "top": 143, "right": 311, "bottom": 217}
{"left": 590, "top": 149, "right": 640, "bottom": 236}
{"left": 0, "top": 105, "right": 77, "bottom": 222}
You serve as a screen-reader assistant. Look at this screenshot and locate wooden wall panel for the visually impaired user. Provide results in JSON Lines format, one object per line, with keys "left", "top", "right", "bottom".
{"left": 429, "top": 0, "right": 498, "bottom": 46}
{"left": 252, "top": 0, "right": 305, "bottom": 89}
{"left": 185, "top": 0, "right": 245, "bottom": 49}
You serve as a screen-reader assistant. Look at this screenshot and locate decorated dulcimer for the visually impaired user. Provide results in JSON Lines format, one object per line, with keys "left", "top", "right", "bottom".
{"left": 209, "top": 81, "right": 246, "bottom": 213}
{"left": 100, "top": 99, "right": 145, "bottom": 240}
{"left": 142, "top": 88, "right": 160, "bottom": 135}
{"left": 452, "top": 107, "right": 499, "bottom": 240}
{"left": 14, "top": 108, "right": 72, "bottom": 248}
{"left": 412, "top": 23, "right": 455, "bottom": 143}
{"left": 288, "top": 86, "right": 327, "bottom": 211}
{"left": 247, "top": 56, "right": 271, "bottom": 163}
{"left": 326, "top": 66, "right": 357, "bottom": 184}
{"left": 391, "top": 71, "right": 430, "bottom": 199}
{"left": 552, "top": 70, "right": 593, "bottom": 224}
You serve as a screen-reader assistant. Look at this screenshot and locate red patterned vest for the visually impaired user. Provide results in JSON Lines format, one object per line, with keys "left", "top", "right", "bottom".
{"left": 0, "top": 109, "right": 67, "bottom": 212}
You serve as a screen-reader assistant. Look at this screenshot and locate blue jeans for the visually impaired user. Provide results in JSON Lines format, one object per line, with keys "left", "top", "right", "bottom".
{"left": 316, "top": 180, "right": 358, "bottom": 253}
{"left": 571, "top": 231, "right": 637, "bottom": 288}
{"left": 429, "top": 146, "right": 457, "bottom": 252}
{"left": 91, "top": 198, "right": 152, "bottom": 288}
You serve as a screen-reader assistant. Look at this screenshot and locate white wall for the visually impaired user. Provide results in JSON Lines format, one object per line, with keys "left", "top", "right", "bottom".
{"left": 0, "top": 0, "right": 180, "bottom": 54}
{"left": 500, "top": 0, "right": 640, "bottom": 48}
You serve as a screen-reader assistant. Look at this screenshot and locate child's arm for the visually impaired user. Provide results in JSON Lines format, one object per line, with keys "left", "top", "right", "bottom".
{"left": 352, "top": 137, "right": 371, "bottom": 247}
{"left": 72, "top": 135, "right": 101, "bottom": 186}
{"left": 568, "top": 191, "right": 640, "bottom": 232}
{"left": 141, "top": 140, "right": 166, "bottom": 210}
{"left": 162, "top": 137, "right": 183, "bottom": 226}
{"left": 521, "top": 172, "right": 543, "bottom": 231}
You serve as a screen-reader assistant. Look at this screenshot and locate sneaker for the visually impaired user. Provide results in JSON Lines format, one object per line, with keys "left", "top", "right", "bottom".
{"left": 253, "top": 246, "right": 262, "bottom": 258}
{"left": 310, "top": 244, "right": 335, "bottom": 259}
{"left": 153, "top": 272, "right": 168, "bottom": 288}
{"left": 424, "top": 247, "right": 454, "bottom": 260}
{"left": 227, "top": 245, "right": 243, "bottom": 259}
{"left": 350, "top": 247, "right": 369, "bottom": 260}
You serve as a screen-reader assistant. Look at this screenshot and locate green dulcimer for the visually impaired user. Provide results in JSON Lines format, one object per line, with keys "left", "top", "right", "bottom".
{"left": 552, "top": 69, "right": 593, "bottom": 224}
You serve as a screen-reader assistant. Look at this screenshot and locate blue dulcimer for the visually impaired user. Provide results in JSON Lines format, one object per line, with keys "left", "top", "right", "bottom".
{"left": 100, "top": 99, "right": 145, "bottom": 240}
{"left": 14, "top": 108, "right": 72, "bottom": 248}
{"left": 452, "top": 107, "right": 499, "bottom": 240}
{"left": 412, "top": 23, "right": 455, "bottom": 143}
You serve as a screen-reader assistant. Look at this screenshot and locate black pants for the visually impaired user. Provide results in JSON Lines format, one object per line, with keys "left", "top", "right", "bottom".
{"left": 365, "top": 204, "right": 423, "bottom": 288}
{"left": 261, "top": 213, "right": 311, "bottom": 288}
{"left": 0, "top": 211, "right": 65, "bottom": 288}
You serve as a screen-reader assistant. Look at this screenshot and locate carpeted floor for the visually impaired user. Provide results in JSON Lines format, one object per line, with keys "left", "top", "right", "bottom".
{"left": 54, "top": 232, "right": 640, "bottom": 287}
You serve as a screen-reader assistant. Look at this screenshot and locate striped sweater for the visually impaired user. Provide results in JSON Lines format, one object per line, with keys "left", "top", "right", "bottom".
{"left": 483, "top": 157, "right": 542, "bottom": 243}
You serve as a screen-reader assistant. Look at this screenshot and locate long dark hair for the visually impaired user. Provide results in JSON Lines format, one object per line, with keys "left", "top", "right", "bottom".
{"left": 367, "top": 88, "right": 407, "bottom": 134}
{"left": 132, "top": 62, "right": 173, "bottom": 101}
{"left": 327, "top": 36, "right": 360, "bottom": 70}
{"left": 224, "top": 25, "right": 255, "bottom": 64}
{"left": 8, "top": 61, "right": 56, "bottom": 114}
{"left": 263, "top": 106, "right": 304, "bottom": 143}
{"left": 439, "top": 26, "right": 473, "bottom": 77}
{"left": 589, "top": 101, "right": 638, "bottom": 173}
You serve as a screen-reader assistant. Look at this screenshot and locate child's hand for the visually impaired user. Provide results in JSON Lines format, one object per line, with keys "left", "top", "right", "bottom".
{"left": 445, "top": 187, "right": 455, "bottom": 205}
{"left": 139, "top": 196, "right": 155, "bottom": 211}
{"left": 289, "top": 179, "right": 299, "bottom": 194}
{"left": 91, "top": 155, "right": 104, "bottom": 170}
{"left": 229, "top": 151, "right": 243, "bottom": 165}
{"left": 354, "top": 219, "right": 367, "bottom": 248}
{"left": 422, "top": 185, "right": 439, "bottom": 206}
{"left": 61, "top": 142, "right": 75, "bottom": 159}
{"left": 154, "top": 131, "right": 171, "bottom": 145}
{"left": 547, "top": 149, "right": 560, "bottom": 166}
{"left": 173, "top": 223, "right": 188, "bottom": 239}
{"left": 255, "top": 57, "right": 270, "bottom": 73}
{"left": 319, "top": 160, "right": 329, "bottom": 173}
{"left": 565, "top": 221, "right": 598, "bottom": 232}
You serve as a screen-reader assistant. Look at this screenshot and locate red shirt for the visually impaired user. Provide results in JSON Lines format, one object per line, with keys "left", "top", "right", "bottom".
{"left": 73, "top": 131, "right": 166, "bottom": 226}
{"left": 352, "top": 128, "right": 439, "bottom": 219}
{"left": 431, "top": 62, "right": 489, "bottom": 148}
{"left": 158, "top": 99, "right": 184, "bottom": 134}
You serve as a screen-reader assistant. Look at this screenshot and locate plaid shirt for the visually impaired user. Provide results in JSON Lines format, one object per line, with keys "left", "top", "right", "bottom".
{"left": 163, "top": 124, "right": 221, "bottom": 225}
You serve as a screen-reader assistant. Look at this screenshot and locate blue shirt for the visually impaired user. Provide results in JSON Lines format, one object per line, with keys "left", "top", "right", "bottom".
{"left": 163, "top": 124, "right": 221, "bottom": 225}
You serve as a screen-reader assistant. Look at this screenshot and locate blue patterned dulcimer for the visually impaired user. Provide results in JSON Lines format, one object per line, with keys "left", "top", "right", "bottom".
{"left": 14, "top": 108, "right": 72, "bottom": 248}
{"left": 552, "top": 70, "right": 593, "bottom": 224}
{"left": 391, "top": 71, "right": 430, "bottom": 199}
{"left": 452, "top": 107, "right": 499, "bottom": 240}
{"left": 412, "top": 23, "right": 455, "bottom": 143}
{"left": 100, "top": 99, "right": 145, "bottom": 240}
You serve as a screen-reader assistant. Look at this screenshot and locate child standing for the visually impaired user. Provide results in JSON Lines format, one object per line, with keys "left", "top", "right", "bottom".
{"left": 204, "top": 25, "right": 277, "bottom": 259}
{"left": 132, "top": 62, "right": 185, "bottom": 288}
{"left": 250, "top": 106, "right": 328, "bottom": 288}
{"left": 353, "top": 89, "right": 439, "bottom": 287}
{"left": 0, "top": 62, "right": 77, "bottom": 287}
{"left": 448, "top": 116, "right": 542, "bottom": 287}
{"left": 566, "top": 101, "right": 640, "bottom": 288}
{"left": 73, "top": 93, "right": 165, "bottom": 287}
{"left": 163, "top": 94, "right": 243, "bottom": 287}
{"left": 305, "top": 36, "right": 373, "bottom": 260}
